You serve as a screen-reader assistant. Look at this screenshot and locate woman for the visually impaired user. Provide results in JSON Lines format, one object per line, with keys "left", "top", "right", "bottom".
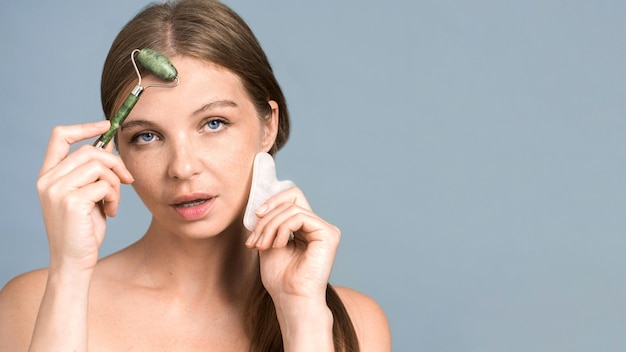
{"left": 0, "top": 0, "right": 390, "bottom": 351}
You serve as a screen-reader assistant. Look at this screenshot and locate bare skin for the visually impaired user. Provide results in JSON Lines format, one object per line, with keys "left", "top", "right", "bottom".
{"left": 0, "top": 57, "right": 391, "bottom": 352}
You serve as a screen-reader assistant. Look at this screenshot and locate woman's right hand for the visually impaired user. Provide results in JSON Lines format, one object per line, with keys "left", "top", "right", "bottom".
{"left": 36, "top": 121, "right": 134, "bottom": 274}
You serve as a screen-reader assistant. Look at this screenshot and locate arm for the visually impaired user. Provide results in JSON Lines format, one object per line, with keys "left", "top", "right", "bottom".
{"left": 28, "top": 269, "right": 93, "bottom": 351}
{"left": 245, "top": 187, "right": 340, "bottom": 351}
{"left": 25, "top": 122, "right": 132, "bottom": 351}
{"left": 273, "top": 295, "right": 335, "bottom": 351}
{"left": 246, "top": 186, "right": 392, "bottom": 351}
{"left": 0, "top": 269, "right": 95, "bottom": 352}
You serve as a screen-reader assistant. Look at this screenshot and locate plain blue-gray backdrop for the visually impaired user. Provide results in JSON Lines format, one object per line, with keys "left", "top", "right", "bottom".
{"left": 1, "top": 0, "right": 625, "bottom": 351}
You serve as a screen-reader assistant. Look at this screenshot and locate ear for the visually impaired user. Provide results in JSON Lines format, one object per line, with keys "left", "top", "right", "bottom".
{"left": 261, "top": 100, "right": 279, "bottom": 153}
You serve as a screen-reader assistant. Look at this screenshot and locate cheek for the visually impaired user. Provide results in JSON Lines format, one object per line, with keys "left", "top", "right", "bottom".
{"left": 209, "top": 144, "right": 256, "bottom": 207}
{"left": 213, "top": 124, "right": 263, "bottom": 170}
{"left": 213, "top": 148, "right": 254, "bottom": 189}
{"left": 121, "top": 153, "right": 162, "bottom": 198}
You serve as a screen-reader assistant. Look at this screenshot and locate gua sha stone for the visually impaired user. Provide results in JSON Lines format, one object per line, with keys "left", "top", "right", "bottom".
{"left": 243, "top": 153, "right": 295, "bottom": 231}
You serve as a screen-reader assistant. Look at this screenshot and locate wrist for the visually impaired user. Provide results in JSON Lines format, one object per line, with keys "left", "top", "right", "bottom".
{"left": 48, "top": 254, "right": 97, "bottom": 277}
{"left": 273, "top": 296, "right": 334, "bottom": 351}
{"left": 46, "top": 262, "right": 94, "bottom": 294}
{"left": 44, "top": 265, "right": 93, "bottom": 307}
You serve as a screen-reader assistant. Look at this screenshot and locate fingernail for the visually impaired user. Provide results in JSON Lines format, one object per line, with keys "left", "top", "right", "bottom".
{"left": 255, "top": 233, "right": 265, "bottom": 247}
{"left": 256, "top": 204, "right": 269, "bottom": 215}
{"left": 245, "top": 232, "right": 256, "bottom": 246}
{"left": 123, "top": 170, "right": 134, "bottom": 183}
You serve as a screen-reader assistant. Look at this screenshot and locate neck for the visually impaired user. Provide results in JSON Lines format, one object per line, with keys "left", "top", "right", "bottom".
{"left": 129, "top": 218, "right": 259, "bottom": 305}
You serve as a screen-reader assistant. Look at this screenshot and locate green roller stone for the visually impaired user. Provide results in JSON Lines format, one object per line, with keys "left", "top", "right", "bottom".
{"left": 137, "top": 48, "right": 178, "bottom": 82}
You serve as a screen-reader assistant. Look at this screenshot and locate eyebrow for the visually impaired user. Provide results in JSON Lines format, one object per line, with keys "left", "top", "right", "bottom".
{"left": 120, "top": 119, "right": 158, "bottom": 131}
{"left": 120, "top": 100, "right": 239, "bottom": 131}
{"left": 192, "top": 100, "right": 238, "bottom": 116}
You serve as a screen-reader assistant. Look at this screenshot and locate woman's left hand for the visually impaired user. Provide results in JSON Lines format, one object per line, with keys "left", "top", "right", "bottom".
{"left": 245, "top": 186, "right": 340, "bottom": 304}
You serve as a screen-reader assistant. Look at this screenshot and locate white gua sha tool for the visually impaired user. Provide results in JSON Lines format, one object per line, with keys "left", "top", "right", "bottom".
{"left": 243, "top": 152, "right": 295, "bottom": 231}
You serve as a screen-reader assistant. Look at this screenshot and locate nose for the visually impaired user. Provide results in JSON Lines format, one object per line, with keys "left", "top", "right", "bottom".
{"left": 167, "top": 136, "right": 202, "bottom": 180}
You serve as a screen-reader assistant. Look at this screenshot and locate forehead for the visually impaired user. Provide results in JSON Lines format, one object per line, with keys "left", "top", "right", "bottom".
{"left": 144, "top": 56, "right": 246, "bottom": 99}
{"left": 126, "top": 56, "right": 252, "bottom": 118}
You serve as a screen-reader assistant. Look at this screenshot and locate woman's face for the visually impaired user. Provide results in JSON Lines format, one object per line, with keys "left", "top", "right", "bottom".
{"left": 116, "top": 56, "right": 278, "bottom": 238}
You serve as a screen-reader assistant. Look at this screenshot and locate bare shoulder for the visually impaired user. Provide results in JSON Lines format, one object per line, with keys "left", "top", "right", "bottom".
{"left": 333, "top": 286, "right": 392, "bottom": 352}
{"left": 0, "top": 268, "right": 48, "bottom": 351}
{"left": 0, "top": 268, "right": 48, "bottom": 314}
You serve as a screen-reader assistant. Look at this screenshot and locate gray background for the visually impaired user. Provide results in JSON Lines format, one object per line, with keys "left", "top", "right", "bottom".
{"left": 1, "top": 0, "right": 625, "bottom": 351}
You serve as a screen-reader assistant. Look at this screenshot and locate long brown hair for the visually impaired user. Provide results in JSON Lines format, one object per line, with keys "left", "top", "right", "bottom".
{"left": 100, "top": 0, "right": 359, "bottom": 350}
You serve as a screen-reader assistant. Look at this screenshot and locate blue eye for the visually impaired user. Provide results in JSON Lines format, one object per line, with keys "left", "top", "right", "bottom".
{"left": 204, "top": 119, "right": 227, "bottom": 132}
{"left": 131, "top": 131, "right": 159, "bottom": 144}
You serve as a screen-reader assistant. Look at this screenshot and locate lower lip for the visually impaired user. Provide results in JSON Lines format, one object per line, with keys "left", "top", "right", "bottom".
{"left": 171, "top": 198, "right": 215, "bottom": 221}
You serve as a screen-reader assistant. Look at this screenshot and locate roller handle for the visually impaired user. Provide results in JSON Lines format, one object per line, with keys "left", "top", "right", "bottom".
{"left": 93, "top": 86, "right": 142, "bottom": 148}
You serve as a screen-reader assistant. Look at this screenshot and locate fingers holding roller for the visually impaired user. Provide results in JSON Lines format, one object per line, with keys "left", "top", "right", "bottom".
{"left": 42, "top": 144, "right": 134, "bottom": 186}
{"left": 40, "top": 121, "right": 112, "bottom": 177}
{"left": 57, "top": 158, "right": 125, "bottom": 216}
{"left": 36, "top": 121, "right": 135, "bottom": 273}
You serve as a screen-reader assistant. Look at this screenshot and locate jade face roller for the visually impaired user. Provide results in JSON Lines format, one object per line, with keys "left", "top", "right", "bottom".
{"left": 93, "top": 48, "right": 179, "bottom": 148}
